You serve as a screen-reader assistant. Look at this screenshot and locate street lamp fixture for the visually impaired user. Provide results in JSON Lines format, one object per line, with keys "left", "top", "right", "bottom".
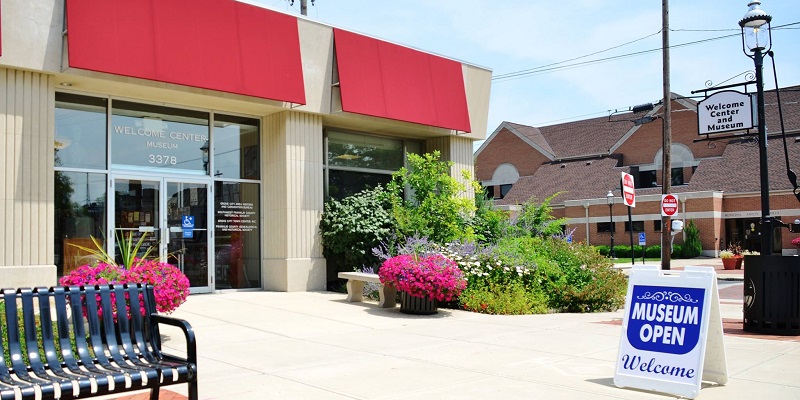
{"left": 607, "top": 190, "right": 616, "bottom": 258}
{"left": 739, "top": 0, "right": 773, "bottom": 255}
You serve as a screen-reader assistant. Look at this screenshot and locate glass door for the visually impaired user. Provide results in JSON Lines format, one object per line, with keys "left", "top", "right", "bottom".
{"left": 165, "top": 180, "right": 210, "bottom": 292}
{"left": 112, "top": 176, "right": 212, "bottom": 293}
{"left": 112, "top": 178, "right": 160, "bottom": 263}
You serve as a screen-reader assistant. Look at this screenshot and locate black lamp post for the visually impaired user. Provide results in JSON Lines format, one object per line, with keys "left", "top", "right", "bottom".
{"left": 739, "top": 0, "right": 773, "bottom": 255}
{"left": 607, "top": 190, "right": 616, "bottom": 258}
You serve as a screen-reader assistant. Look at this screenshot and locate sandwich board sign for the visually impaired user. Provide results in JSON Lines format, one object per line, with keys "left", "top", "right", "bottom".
{"left": 614, "top": 265, "right": 727, "bottom": 399}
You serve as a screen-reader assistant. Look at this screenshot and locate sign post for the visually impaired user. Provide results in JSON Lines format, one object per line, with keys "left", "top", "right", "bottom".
{"left": 614, "top": 266, "right": 727, "bottom": 398}
{"left": 639, "top": 232, "right": 646, "bottom": 264}
{"left": 621, "top": 172, "right": 636, "bottom": 265}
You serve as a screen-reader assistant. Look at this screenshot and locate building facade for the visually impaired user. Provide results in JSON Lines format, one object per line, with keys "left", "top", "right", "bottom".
{"left": 476, "top": 89, "right": 800, "bottom": 256}
{"left": 0, "top": 0, "right": 491, "bottom": 291}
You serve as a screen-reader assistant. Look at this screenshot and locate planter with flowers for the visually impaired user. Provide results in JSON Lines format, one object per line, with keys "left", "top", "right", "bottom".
{"left": 378, "top": 253, "right": 466, "bottom": 315}
{"left": 792, "top": 237, "right": 800, "bottom": 254}
{"left": 720, "top": 243, "right": 744, "bottom": 270}
{"left": 62, "top": 232, "right": 190, "bottom": 317}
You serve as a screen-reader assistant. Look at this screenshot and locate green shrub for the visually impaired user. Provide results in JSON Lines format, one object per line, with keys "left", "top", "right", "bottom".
{"left": 320, "top": 186, "right": 395, "bottom": 271}
{"left": 387, "top": 152, "right": 475, "bottom": 244}
{"left": 459, "top": 281, "right": 549, "bottom": 315}
{"left": 671, "top": 244, "right": 683, "bottom": 259}
{"left": 470, "top": 188, "right": 508, "bottom": 244}
{"left": 645, "top": 245, "right": 661, "bottom": 258}
{"left": 490, "top": 236, "right": 627, "bottom": 312}
{"left": 613, "top": 245, "right": 630, "bottom": 258}
{"left": 505, "top": 193, "right": 567, "bottom": 238}
{"left": 595, "top": 245, "right": 610, "bottom": 256}
{"left": 534, "top": 238, "right": 627, "bottom": 312}
{"left": 612, "top": 245, "right": 644, "bottom": 259}
{"left": 682, "top": 220, "right": 703, "bottom": 258}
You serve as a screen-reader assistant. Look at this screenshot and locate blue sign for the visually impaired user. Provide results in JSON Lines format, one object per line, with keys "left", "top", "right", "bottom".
{"left": 182, "top": 216, "right": 194, "bottom": 238}
{"left": 638, "top": 232, "right": 646, "bottom": 246}
{"left": 626, "top": 285, "right": 705, "bottom": 355}
{"left": 566, "top": 235, "right": 573, "bottom": 243}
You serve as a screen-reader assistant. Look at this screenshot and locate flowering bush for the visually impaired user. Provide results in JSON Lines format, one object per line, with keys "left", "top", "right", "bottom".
{"left": 792, "top": 237, "right": 800, "bottom": 249}
{"left": 378, "top": 254, "right": 466, "bottom": 302}
{"left": 725, "top": 242, "right": 743, "bottom": 256}
{"left": 60, "top": 259, "right": 189, "bottom": 315}
{"left": 719, "top": 250, "right": 734, "bottom": 259}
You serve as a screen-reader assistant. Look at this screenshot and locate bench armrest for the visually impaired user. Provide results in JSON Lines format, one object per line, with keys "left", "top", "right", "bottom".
{"left": 152, "top": 314, "right": 197, "bottom": 365}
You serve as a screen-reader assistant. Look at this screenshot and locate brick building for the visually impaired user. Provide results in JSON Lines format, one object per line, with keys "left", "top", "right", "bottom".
{"left": 475, "top": 88, "right": 800, "bottom": 256}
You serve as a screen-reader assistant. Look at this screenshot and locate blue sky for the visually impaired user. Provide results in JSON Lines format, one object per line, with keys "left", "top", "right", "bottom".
{"left": 250, "top": 1, "right": 800, "bottom": 149}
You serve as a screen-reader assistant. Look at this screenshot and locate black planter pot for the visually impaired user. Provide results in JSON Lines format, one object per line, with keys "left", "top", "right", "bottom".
{"left": 400, "top": 291, "right": 438, "bottom": 315}
{"left": 743, "top": 254, "right": 800, "bottom": 336}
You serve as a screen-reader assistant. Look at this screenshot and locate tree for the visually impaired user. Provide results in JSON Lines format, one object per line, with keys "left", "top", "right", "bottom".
{"left": 387, "top": 151, "right": 476, "bottom": 244}
{"left": 681, "top": 220, "right": 702, "bottom": 258}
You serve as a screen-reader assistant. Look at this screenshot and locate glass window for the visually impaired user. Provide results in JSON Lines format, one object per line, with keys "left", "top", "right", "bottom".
{"left": 597, "top": 222, "right": 614, "bottom": 233}
{"left": 484, "top": 186, "right": 495, "bottom": 199}
{"left": 328, "top": 170, "right": 392, "bottom": 200}
{"left": 55, "top": 93, "right": 107, "bottom": 169}
{"left": 654, "top": 220, "right": 662, "bottom": 232}
{"left": 500, "top": 184, "right": 513, "bottom": 199}
{"left": 213, "top": 114, "right": 260, "bottom": 180}
{"left": 55, "top": 171, "right": 107, "bottom": 276}
{"left": 111, "top": 101, "right": 209, "bottom": 173}
{"left": 327, "top": 131, "right": 403, "bottom": 170}
{"left": 637, "top": 170, "right": 658, "bottom": 188}
{"left": 671, "top": 167, "right": 685, "bottom": 186}
{"left": 215, "top": 182, "right": 261, "bottom": 289}
{"left": 625, "top": 221, "right": 645, "bottom": 232}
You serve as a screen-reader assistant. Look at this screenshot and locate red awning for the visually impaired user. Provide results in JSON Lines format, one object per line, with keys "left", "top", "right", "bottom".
{"left": 66, "top": 0, "right": 305, "bottom": 104}
{"left": 333, "top": 29, "right": 471, "bottom": 132}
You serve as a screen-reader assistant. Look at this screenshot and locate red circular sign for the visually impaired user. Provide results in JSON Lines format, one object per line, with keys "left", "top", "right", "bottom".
{"left": 622, "top": 174, "right": 635, "bottom": 206}
{"left": 662, "top": 194, "right": 679, "bottom": 216}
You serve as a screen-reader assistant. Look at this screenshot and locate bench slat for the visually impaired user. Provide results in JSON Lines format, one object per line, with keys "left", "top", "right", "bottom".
{"left": 0, "top": 284, "right": 198, "bottom": 400}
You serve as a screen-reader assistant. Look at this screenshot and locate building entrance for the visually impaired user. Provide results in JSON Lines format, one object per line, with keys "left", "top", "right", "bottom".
{"left": 725, "top": 218, "right": 782, "bottom": 254}
{"left": 112, "top": 176, "right": 212, "bottom": 293}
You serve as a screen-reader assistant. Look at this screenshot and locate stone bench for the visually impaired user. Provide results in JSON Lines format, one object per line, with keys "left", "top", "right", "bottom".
{"left": 338, "top": 272, "right": 397, "bottom": 308}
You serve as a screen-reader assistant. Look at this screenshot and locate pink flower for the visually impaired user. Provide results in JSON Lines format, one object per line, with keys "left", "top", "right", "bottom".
{"left": 59, "top": 258, "right": 190, "bottom": 318}
{"left": 378, "top": 254, "right": 466, "bottom": 302}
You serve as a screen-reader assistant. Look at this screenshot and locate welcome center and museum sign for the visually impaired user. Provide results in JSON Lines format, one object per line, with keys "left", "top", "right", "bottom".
{"left": 697, "top": 90, "right": 755, "bottom": 135}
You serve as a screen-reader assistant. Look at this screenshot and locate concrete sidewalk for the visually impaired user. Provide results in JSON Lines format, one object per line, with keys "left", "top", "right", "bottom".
{"left": 136, "top": 288, "right": 800, "bottom": 400}
{"left": 616, "top": 258, "right": 745, "bottom": 281}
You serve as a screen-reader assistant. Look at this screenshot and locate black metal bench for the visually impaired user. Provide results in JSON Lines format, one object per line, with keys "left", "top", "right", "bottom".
{"left": 0, "top": 284, "right": 197, "bottom": 400}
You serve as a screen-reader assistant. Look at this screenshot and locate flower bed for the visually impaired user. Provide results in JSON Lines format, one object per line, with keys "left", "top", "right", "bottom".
{"left": 60, "top": 259, "right": 190, "bottom": 315}
{"left": 378, "top": 254, "right": 466, "bottom": 302}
